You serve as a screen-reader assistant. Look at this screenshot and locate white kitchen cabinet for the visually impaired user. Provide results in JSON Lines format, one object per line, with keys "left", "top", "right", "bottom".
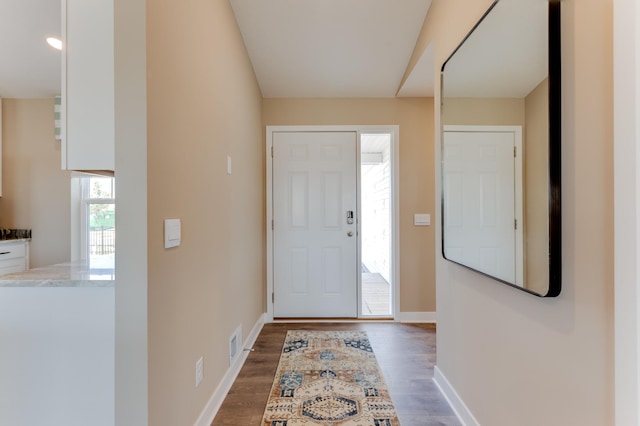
{"left": 61, "top": 0, "right": 114, "bottom": 171}
{"left": 0, "top": 286, "right": 114, "bottom": 426}
{"left": 0, "top": 240, "right": 30, "bottom": 276}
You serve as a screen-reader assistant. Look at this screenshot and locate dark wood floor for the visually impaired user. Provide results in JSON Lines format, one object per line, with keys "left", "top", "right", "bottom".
{"left": 211, "top": 322, "right": 461, "bottom": 426}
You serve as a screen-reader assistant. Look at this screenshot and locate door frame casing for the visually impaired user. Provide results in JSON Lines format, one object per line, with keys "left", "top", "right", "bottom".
{"left": 266, "top": 125, "right": 400, "bottom": 321}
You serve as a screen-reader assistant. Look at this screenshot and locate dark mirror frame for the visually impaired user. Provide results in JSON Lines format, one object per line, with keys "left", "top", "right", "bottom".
{"left": 440, "top": 0, "right": 561, "bottom": 297}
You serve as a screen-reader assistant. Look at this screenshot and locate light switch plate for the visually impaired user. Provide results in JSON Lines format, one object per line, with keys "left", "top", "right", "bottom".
{"left": 414, "top": 213, "right": 431, "bottom": 226}
{"left": 164, "top": 219, "right": 181, "bottom": 248}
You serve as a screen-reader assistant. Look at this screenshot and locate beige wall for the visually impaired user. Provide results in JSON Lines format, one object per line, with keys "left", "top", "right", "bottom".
{"left": 443, "top": 97, "right": 525, "bottom": 126}
{"left": 263, "top": 98, "right": 435, "bottom": 312}
{"left": 428, "top": 0, "right": 614, "bottom": 424}
{"left": 524, "top": 79, "right": 550, "bottom": 294}
{"left": 0, "top": 98, "right": 71, "bottom": 268}
{"left": 146, "top": 1, "right": 264, "bottom": 425}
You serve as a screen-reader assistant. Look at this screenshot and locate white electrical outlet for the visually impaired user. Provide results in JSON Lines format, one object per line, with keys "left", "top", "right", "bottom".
{"left": 195, "top": 356, "right": 204, "bottom": 388}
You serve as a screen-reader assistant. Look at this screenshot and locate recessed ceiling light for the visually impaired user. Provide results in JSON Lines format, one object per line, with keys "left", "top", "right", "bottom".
{"left": 46, "top": 37, "right": 62, "bottom": 50}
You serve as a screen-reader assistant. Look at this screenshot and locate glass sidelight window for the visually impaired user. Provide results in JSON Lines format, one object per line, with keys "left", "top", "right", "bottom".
{"left": 360, "top": 133, "right": 392, "bottom": 317}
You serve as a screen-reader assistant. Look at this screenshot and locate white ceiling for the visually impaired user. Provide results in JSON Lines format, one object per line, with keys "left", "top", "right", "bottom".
{"left": 1, "top": 0, "right": 435, "bottom": 99}
{"left": 0, "top": 0, "right": 61, "bottom": 98}
{"left": 1, "top": 0, "right": 543, "bottom": 101}
{"left": 443, "top": 0, "right": 548, "bottom": 98}
{"left": 230, "top": 0, "right": 433, "bottom": 98}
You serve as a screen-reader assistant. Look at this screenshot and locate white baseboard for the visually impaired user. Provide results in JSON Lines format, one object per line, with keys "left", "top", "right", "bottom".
{"left": 433, "top": 366, "right": 480, "bottom": 426}
{"left": 194, "top": 313, "right": 267, "bottom": 426}
{"left": 396, "top": 311, "right": 436, "bottom": 323}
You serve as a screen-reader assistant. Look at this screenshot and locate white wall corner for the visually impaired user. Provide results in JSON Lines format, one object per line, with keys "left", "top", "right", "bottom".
{"left": 193, "top": 313, "right": 267, "bottom": 426}
{"left": 433, "top": 366, "right": 480, "bottom": 426}
{"left": 614, "top": 0, "right": 640, "bottom": 424}
{"left": 396, "top": 311, "right": 436, "bottom": 323}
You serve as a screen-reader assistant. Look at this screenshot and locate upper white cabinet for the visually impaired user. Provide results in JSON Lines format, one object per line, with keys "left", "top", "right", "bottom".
{"left": 61, "top": 0, "right": 114, "bottom": 171}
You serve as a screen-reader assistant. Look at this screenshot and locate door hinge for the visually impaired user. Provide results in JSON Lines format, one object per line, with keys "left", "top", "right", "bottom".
{"left": 514, "top": 146, "right": 517, "bottom": 157}
{"left": 271, "top": 146, "right": 274, "bottom": 157}
{"left": 272, "top": 292, "right": 274, "bottom": 303}
{"left": 271, "top": 219, "right": 274, "bottom": 230}
{"left": 515, "top": 219, "right": 518, "bottom": 230}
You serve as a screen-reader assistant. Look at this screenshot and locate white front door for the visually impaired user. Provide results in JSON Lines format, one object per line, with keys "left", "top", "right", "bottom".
{"left": 272, "top": 131, "right": 358, "bottom": 318}
{"left": 443, "top": 129, "right": 519, "bottom": 284}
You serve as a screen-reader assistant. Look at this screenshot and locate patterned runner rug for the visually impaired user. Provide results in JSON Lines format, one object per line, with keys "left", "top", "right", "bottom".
{"left": 262, "top": 330, "right": 400, "bottom": 425}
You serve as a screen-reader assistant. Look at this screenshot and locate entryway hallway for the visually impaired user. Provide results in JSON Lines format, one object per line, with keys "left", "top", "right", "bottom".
{"left": 211, "top": 322, "right": 460, "bottom": 425}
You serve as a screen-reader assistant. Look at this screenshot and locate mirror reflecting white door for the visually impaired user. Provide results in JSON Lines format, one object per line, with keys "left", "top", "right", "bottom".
{"left": 443, "top": 126, "right": 523, "bottom": 286}
{"left": 441, "top": 0, "right": 561, "bottom": 296}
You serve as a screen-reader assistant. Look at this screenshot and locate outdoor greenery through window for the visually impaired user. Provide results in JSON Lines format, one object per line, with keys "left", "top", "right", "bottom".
{"left": 84, "top": 176, "right": 115, "bottom": 269}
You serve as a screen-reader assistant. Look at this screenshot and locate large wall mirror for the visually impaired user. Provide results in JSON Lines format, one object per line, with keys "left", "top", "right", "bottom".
{"left": 441, "top": 0, "right": 561, "bottom": 297}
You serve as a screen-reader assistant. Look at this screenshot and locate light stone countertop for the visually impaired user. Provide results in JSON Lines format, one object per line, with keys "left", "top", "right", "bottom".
{"left": 0, "top": 260, "right": 114, "bottom": 287}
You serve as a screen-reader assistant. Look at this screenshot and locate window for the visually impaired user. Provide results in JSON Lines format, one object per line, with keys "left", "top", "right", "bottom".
{"left": 71, "top": 173, "right": 115, "bottom": 270}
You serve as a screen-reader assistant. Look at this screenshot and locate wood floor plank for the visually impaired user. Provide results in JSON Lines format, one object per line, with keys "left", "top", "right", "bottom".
{"left": 211, "top": 322, "right": 460, "bottom": 426}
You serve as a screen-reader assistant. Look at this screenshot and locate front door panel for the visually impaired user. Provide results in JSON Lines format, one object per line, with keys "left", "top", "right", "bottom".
{"left": 273, "top": 131, "right": 357, "bottom": 318}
